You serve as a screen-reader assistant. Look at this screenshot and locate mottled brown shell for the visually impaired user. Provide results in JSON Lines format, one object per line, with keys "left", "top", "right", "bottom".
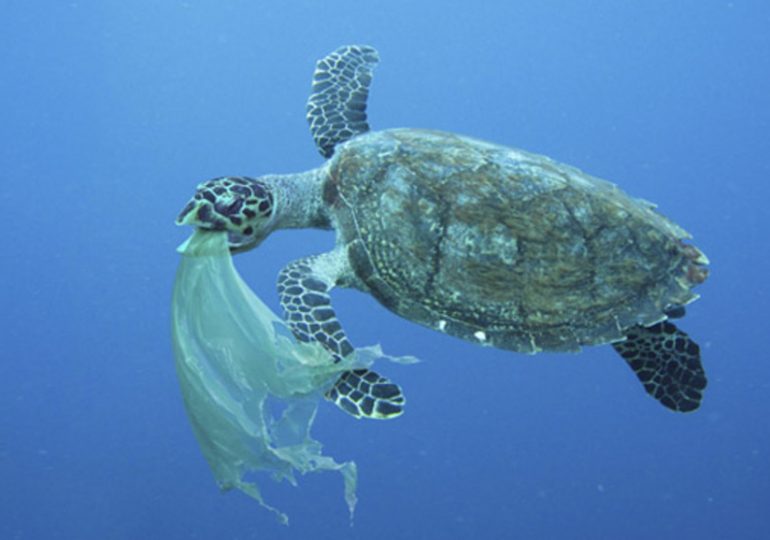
{"left": 323, "top": 129, "right": 708, "bottom": 353}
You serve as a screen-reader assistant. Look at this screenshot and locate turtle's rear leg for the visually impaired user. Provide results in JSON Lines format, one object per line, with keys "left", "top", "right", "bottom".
{"left": 278, "top": 253, "right": 405, "bottom": 420}
{"left": 613, "top": 321, "right": 707, "bottom": 412}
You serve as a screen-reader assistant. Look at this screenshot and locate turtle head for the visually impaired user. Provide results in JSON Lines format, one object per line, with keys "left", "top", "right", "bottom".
{"left": 176, "top": 176, "right": 275, "bottom": 253}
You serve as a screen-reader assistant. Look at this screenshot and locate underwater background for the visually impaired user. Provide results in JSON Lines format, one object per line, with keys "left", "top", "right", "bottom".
{"left": 2, "top": 1, "right": 769, "bottom": 539}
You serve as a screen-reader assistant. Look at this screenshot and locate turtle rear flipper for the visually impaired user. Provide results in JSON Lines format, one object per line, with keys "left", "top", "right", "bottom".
{"left": 327, "top": 369, "right": 405, "bottom": 420}
{"left": 613, "top": 321, "right": 707, "bottom": 412}
{"left": 306, "top": 45, "right": 379, "bottom": 158}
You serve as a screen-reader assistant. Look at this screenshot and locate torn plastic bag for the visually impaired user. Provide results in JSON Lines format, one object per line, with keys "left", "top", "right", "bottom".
{"left": 171, "top": 230, "right": 414, "bottom": 523}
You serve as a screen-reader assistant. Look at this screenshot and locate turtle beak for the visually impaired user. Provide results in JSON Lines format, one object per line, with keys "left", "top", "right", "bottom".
{"left": 227, "top": 231, "right": 261, "bottom": 254}
{"left": 176, "top": 199, "right": 198, "bottom": 226}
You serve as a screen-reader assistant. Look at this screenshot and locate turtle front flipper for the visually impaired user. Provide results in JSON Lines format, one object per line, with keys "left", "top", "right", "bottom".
{"left": 278, "top": 252, "right": 405, "bottom": 420}
{"left": 306, "top": 45, "right": 379, "bottom": 158}
{"left": 327, "top": 369, "right": 405, "bottom": 420}
{"left": 613, "top": 321, "right": 707, "bottom": 412}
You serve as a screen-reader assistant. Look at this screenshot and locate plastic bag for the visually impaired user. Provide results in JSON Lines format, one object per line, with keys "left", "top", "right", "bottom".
{"left": 171, "top": 230, "right": 386, "bottom": 524}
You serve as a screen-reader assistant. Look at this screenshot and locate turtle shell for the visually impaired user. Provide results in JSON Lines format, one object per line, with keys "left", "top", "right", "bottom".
{"left": 322, "top": 129, "right": 708, "bottom": 353}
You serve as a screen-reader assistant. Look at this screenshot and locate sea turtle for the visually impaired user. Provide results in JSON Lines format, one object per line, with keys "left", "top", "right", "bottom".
{"left": 177, "top": 45, "right": 709, "bottom": 419}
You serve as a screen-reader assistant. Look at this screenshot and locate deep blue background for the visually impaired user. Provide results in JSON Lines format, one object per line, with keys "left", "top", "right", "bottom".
{"left": 2, "top": 1, "right": 769, "bottom": 539}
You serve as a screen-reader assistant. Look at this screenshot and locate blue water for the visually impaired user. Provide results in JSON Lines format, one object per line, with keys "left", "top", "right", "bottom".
{"left": 2, "top": 1, "right": 769, "bottom": 538}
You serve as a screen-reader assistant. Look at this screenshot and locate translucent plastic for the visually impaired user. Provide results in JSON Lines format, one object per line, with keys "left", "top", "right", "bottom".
{"left": 171, "top": 231, "right": 396, "bottom": 523}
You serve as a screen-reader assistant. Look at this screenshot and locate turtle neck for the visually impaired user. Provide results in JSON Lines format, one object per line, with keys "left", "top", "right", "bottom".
{"left": 265, "top": 165, "right": 332, "bottom": 231}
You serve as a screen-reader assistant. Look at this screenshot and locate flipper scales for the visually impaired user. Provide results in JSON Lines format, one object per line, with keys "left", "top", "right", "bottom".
{"left": 613, "top": 321, "right": 707, "bottom": 413}
{"left": 326, "top": 369, "right": 405, "bottom": 420}
{"left": 278, "top": 253, "right": 405, "bottom": 420}
{"left": 306, "top": 45, "right": 379, "bottom": 158}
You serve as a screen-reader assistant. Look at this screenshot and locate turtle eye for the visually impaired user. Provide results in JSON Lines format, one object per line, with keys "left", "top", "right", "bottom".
{"left": 257, "top": 198, "right": 273, "bottom": 216}
{"left": 216, "top": 197, "right": 244, "bottom": 218}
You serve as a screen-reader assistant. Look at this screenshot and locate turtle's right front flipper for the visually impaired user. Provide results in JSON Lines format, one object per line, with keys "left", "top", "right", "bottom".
{"left": 306, "top": 45, "right": 379, "bottom": 158}
{"left": 613, "top": 321, "right": 707, "bottom": 412}
{"left": 278, "top": 253, "right": 405, "bottom": 420}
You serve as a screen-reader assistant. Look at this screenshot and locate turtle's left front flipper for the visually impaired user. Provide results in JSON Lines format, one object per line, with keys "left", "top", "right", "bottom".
{"left": 278, "top": 251, "right": 406, "bottom": 420}
{"left": 613, "top": 321, "right": 707, "bottom": 412}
